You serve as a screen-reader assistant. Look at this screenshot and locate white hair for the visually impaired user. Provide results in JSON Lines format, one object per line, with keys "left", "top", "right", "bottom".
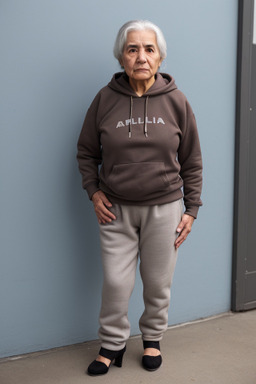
{"left": 113, "top": 20, "right": 167, "bottom": 61}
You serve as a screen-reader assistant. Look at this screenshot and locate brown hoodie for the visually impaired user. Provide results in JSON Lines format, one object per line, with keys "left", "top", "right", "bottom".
{"left": 77, "top": 72, "right": 202, "bottom": 218}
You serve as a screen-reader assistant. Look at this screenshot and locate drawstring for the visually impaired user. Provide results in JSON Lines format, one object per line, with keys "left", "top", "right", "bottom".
{"left": 129, "top": 96, "right": 133, "bottom": 138}
{"left": 128, "top": 96, "right": 149, "bottom": 138}
{"left": 144, "top": 97, "right": 149, "bottom": 137}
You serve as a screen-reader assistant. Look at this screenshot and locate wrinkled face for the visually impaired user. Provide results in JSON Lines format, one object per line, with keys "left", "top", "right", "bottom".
{"left": 119, "top": 29, "right": 163, "bottom": 83}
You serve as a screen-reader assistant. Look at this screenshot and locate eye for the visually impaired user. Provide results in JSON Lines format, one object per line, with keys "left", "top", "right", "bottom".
{"left": 146, "top": 48, "right": 154, "bottom": 53}
{"left": 128, "top": 48, "right": 137, "bottom": 53}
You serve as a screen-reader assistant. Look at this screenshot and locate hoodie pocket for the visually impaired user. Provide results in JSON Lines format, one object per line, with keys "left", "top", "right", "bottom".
{"left": 108, "top": 162, "right": 172, "bottom": 201}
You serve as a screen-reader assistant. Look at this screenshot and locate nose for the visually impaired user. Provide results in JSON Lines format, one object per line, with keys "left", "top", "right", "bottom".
{"left": 137, "top": 49, "right": 146, "bottom": 63}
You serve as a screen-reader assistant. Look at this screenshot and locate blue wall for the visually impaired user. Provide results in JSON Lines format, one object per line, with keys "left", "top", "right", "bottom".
{"left": 0, "top": 0, "right": 237, "bottom": 358}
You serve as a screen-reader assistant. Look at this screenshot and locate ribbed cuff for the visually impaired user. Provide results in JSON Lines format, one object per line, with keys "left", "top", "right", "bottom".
{"left": 85, "top": 182, "right": 100, "bottom": 200}
{"left": 185, "top": 205, "right": 199, "bottom": 219}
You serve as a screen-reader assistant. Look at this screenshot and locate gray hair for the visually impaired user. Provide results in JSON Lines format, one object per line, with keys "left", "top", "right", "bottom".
{"left": 113, "top": 20, "right": 167, "bottom": 61}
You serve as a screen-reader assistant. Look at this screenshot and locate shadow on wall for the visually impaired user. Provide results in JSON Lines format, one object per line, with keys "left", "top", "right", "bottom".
{"left": 37, "top": 56, "right": 105, "bottom": 340}
{"left": 66, "top": 133, "right": 103, "bottom": 314}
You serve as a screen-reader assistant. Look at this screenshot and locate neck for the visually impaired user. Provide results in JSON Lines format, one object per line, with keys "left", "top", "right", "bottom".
{"left": 129, "top": 76, "right": 155, "bottom": 97}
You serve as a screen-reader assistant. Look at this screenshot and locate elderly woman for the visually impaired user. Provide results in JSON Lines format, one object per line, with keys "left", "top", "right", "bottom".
{"left": 77, "top": 20, "right": 202, "bottom": 375}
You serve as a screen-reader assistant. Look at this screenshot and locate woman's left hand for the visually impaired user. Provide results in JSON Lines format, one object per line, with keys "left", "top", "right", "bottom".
{"left": 175, "top": 214, "right": 194, "bottom": 249}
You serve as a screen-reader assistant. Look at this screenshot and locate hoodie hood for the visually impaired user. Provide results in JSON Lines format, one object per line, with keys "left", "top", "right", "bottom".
{"left": 108, "top": 72, "right": 177, "bottom": 97}
{"left": 108, "top": 72, "right": 177, "bottom": 137}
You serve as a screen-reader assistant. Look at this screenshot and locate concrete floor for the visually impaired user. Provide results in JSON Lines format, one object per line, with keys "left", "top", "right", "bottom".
{"left": 1, "top": 310, "right": 256, "bottom": 384}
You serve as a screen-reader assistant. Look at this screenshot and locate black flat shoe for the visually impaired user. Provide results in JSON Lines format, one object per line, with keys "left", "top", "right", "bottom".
{"left": 87, "top": 346, "right": 126, "bottom": 376}
{"left": 142, "top": 340, "right": 162, "bottom": 371}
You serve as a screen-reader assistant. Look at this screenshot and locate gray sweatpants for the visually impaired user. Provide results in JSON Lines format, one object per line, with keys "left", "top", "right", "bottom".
{"left": 98, "top": 199, "right": 183, "bottom": 350}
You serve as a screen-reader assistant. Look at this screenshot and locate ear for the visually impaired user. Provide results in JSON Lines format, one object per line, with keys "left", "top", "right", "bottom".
{"left": 119, "top": 58, "right": 124, "bottom": 68}
{"left": 159, "top": 57, "right": 164, "bottom": 67}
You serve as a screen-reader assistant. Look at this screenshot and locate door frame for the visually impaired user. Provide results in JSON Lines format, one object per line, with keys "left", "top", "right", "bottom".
{"left": 232, "top": 0, "right": 256, "bottom": 311}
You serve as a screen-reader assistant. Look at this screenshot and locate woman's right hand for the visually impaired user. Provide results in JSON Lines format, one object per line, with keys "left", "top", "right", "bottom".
{"left": 91, "top": 190, "right": 116, "bottom": 224}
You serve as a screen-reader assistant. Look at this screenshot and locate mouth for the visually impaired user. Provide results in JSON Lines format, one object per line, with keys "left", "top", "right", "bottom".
{"left": 134, "top": 68, "right": 149, "bottom": 72}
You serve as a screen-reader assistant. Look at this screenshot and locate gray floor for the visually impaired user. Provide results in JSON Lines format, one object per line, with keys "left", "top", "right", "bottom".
{"left": 1, "top": 310, "right": 256, "bottom": 384}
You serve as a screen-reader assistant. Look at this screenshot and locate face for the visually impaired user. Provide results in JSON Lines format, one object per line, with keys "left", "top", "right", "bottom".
{"left": 119, "top": 30, "right": 163, "bottom": 83}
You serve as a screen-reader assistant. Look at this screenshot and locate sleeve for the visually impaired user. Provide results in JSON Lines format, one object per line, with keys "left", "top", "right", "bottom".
{"left": 77, "top": 93, "right": 102, "bottom": 200}
{"left": 178, "top": 100, "right": 203, "bottom": 218}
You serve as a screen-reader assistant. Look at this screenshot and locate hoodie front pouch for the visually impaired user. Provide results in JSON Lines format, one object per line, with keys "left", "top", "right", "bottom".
{"left": 108, "top": 162, "right": 171, "bottom": 201}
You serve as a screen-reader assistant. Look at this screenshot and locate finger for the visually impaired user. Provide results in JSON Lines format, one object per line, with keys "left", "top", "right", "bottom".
{"left": 100, "top": 194, "right": 113, "bottom": 208}
{"left": 98, "top": 211, "right": 115, "bottom": 223}
{"left": 100, "top": 205, "right": 116, "bottom": 221}
{"left": 175, "top": 232, "right": 187, "bottom": 248}
{"left": 175, "top": 214, "right": 194, "bottom": 248}
{"left": 95, "top": 202, "right": 116, "bottom": 222}
{"left": 92, "top": 191, "right": 116, "bottom": 219}
{"left": 93, "top": 190, "right": 112, "bottom": 208}
{"left": 175, "top": 225, "right": 189, "bottom": 248}
{"left": 176, "top": 216, "right": 188, "bottom": 233}
{"left": 176, "top": 221, "right": 185, "bottom": 234}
